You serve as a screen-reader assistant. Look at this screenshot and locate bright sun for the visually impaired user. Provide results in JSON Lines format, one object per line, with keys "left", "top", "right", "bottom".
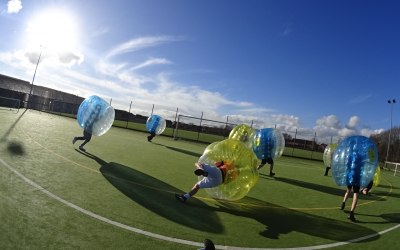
{"left": 26, "top": 8, "right": 79, "bottom": 54}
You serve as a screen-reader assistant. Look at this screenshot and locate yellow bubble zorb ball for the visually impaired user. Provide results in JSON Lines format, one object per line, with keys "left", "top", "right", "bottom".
{"left": 323, "top": 143, "right": 338, "bottom": 167}
{"left": 373, "top": 166, "right": 381, "bottom": 187}
{"left": 198, "top": 139, "right": 259, "bottom": 201}
{"left": 228, "top": 124, "right": 256, "bottom": 149}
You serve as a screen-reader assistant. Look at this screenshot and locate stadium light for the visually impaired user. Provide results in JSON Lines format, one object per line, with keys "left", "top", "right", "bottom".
{"left": 385, "top": 99, "right": 396, "bottom": 167}
{"left": 27, "top": 45, "right": 45, "bottom": 109}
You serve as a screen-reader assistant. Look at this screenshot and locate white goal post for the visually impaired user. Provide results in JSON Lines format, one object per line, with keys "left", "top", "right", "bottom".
{"left": 384, "top": 161, "right": 400, "bottom": 176}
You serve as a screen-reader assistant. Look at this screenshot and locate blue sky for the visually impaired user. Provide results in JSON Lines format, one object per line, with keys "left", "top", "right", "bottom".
{"left": 1, "top": 0, "right": 399, "bottom": 140}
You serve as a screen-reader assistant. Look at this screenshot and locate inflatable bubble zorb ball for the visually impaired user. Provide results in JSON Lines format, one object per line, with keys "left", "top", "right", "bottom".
{"left": 373, "top": 166, "right": 381, "bottom": 187}
{"left": 146, "top": 114, "right": 166, "bottom": 135}
{"left": 77, "top": 95, "right": 115, "bottom": 136}
{"left": 323, "top": 143, "right": 338, "bottom": 167}
{"left": 228, "top": 124, "right": 256, "bottom": 149}
{"left": 252, "top": 128, "right": 285, "bottom": 160}
{"left": 198, "top": 139, "right": 259, "bottom": 201}
{"left": 331, "top": 136, "right": 378, "bottom": 188}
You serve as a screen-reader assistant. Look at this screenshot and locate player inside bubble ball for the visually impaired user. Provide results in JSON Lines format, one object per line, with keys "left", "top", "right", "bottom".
{"left": 175, "top": 161, "right": 232, "bottom": 203}
{"left": 73, "top": 104, "right": 101, "bottom": 152}
{"left": 72, "top": 128, "right": 92, "bottom": 152}
{"left": 257, "top": 157, "right": 274, "bottom": 176}
{"left": 339, "top": 149, "right": 363, "bottom": 222}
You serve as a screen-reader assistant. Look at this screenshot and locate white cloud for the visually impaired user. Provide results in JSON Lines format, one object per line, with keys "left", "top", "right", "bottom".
{"left": 233, "top": 101, "right": 255, "bottom": 108}
{"left": 360, "top": 128, "right": 385, "bottom": 137}
{"left": 95, "top": 59, "right": 127, "bottom": 77}
{"left": 57, "top": 51, "right": 84, "bottom": 67}
{"left": 338, "top": 127, "right": 357, "bottom": 137}
{"left": 280, "top": 22, "right": 293, "bottom": 36}
{"left": 105, "top": 36, "right": 182, "bottom": 59}
{"left": 316, "top": 115, "right": 341, "bottom": 129}
{"left": 348, "top": 94, "right": 372, "bottom": 104}
{"left": 131, "top": 58, "right": 172, "bottom": 71}
{"left": 7, "top": 0, "right": 22, "bottom": 14}
{"left": 152, "top": 74, "right": 226, "bottom": 115}
{"left": 0, "top": 47, "right": 84, "bottom": 71}
{"left": 272, "top": 114, "right": 301, "bottom": 129}
{"left": 0, "top": 33, "right": 386, "bottom": 140}
{"left": 312, "top": 114, "right": 384, "bottom": 143}
{"left": 313, "top": 115, "right": 347, "bottom": 142}
{"left": 89, "top": 27, "right": 109, "bottom": 38}
{"left": 225, "top": 114, "right": 259, "bottom": 124}
{"left": 94, "top": 59, "right": 154, "bottom": 91}
{"left": 346, "top": 116, "right": 359, "bottom": 129}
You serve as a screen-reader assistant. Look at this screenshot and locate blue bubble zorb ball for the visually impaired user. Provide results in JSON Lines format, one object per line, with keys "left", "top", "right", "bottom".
{"left": 146, "top": 114, "right": 166, "bottom": 135}
{"left": 331, "top": 136, "right": 378, "bottom": 188}
{"left": 77, "top": 95, "right": 115, "bottom": 136}
{"left": 252, "top": 128, "right": 285, "bottom": 160}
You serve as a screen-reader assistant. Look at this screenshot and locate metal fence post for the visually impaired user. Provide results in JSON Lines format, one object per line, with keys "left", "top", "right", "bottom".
{"left": 291, "top": 128, "right": 297, "bottom": 157}
{"left": 197, "top": 112, "right": 203, "bottom": 141}
{"left": 310, "top": 132, "right": 316, "bottom": 159}
{"left": 224, "top": 115, "right": 229, "bottom": 138}
{"left": 172, "top": 107, "right": 178, "bottom": 138}
{"left": 126, "top": 100, "right": 132, "bottom": 128}
{"left": 173, "top": 114, "right": 181, "bottom": 140}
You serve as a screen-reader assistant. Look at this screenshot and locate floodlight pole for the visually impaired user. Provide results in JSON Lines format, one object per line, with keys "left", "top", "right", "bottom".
{"left": 27, "top": 46, "right": 44, "bottom": 109}
{"left": 384, "top": 99, "right": 396, "bottom": 168}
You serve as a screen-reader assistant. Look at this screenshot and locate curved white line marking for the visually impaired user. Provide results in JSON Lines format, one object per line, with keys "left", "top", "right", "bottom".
{"left": 1, "top": 158, "right": 399, "bottom": 250}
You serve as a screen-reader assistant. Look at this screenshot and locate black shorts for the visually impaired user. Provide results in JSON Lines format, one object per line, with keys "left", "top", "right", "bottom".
{"left": 347, "top": 185, "right": 360, "bottom": 193}
{"left": 261, "top": 157, "right": 273, "bottom": 165}
{"left": 365, "top": 181, "right": 373, "bottom": 191}
{"left": 83, "top": 130, "right": 92, "bottom": 140}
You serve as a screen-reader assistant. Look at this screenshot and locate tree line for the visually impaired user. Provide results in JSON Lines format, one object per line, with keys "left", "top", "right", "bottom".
{"left": 370, "top": 126, "right": 400, "bottom": 164}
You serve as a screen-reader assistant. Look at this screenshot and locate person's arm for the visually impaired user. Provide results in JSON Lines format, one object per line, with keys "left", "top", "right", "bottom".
{"left": 196, "top": 162, "right": 216, "bottom": 172}
{"left": 195, "top": 162, "right": 202, "bottom": 169}
{"left": 194, "top": 162, "right": 209, "bottom": 176}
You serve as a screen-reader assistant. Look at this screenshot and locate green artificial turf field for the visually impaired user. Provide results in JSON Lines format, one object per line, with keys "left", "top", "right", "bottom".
{"left": 1, "top": 109, "right": 399, "bottom": 249}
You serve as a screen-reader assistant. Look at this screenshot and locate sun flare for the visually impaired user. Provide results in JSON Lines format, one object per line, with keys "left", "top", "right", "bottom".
{"left": 25, "top": 8, "right": 79, "bottom": 54}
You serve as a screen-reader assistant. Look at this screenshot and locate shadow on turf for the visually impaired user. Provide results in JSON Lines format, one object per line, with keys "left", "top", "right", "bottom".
{"left": 372, "top": 182, "right": 400, "bottom": 199}
{"left": 75, "top": 149, "right": 223, "bottom": 233}
{"left": 0, "top": 109, "right": 27, "bottom": 156}
{"left": 270, "top": 175, "right": 347, "bottom": 197}
{"left": 206, "top": 197, "right": 379, "bottom": 241}
{"left": 74, "top": 149, "right": 380, "bottom": 242}
{"left": 151, "top": 142, "right": 202, "bottom": 158}
{"left": 272, "top": 175, "right": 397, "bottom": 200}
{"left": 6, "top": 140, "right": 25, "bottom": 155}
{"left": 360, "top": 185, "right": 400, "bottom": 200}
{"left": 0, "top": 109, "right": 27, "bottom": 142}
{"left": 354, "top": 212, "right": 400, "bottom": 224}
{"left": 378, "top": 183, "right": 400, "bottom": 190}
